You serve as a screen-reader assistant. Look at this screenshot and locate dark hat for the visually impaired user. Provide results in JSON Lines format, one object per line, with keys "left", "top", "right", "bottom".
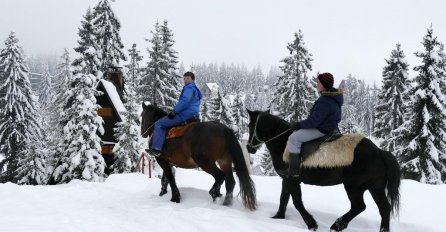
{"left": 317, "top": 73, "right": 334, "bottom": 90}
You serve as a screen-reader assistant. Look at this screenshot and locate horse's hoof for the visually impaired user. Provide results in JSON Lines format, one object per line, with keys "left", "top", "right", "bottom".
{"left": 379, "top": 229, "right": 389, "bottom": 232}
{"left": 222, "top": 197, "right": 232, "bottom": 206}
{"left": 271, "top": 212, "right": 285, "bottom": 219}
{"left": 308, "top": 224, "right": 318, "bottom": 231}
{"left": 170, "top": 197, "right": 180, "bottom": 203}
{"left": 330, "top": 218, "right": 347, "bottom": 231}
{"left": 159, "top": 190, "right": 168, "bottom": 196}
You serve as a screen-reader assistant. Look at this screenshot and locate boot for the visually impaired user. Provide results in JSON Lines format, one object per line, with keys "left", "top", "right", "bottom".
{"left": 275, "top": 152, "right": 301, "bottom": 177}
{"left": 288, "top": 152, "right": 301, "bottom": 178}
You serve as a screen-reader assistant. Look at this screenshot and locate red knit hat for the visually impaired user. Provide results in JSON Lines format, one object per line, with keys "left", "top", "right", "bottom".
{"left": 317, "top": 72, "right": 334, "bottom": 90}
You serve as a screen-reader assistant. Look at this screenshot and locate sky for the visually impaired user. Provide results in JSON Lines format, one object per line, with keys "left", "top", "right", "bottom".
{"left": 0, "top": 0, "right": 445, "bottom": 86}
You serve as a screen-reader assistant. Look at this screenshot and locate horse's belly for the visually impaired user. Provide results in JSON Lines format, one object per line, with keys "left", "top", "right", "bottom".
{"left": 300, "top": 167, "right": 344, "bottom": 186}
{"left": 166, "top": 155, "right": 198, "bottom": 169}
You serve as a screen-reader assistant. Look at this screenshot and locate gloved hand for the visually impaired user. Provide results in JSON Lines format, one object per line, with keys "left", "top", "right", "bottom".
{"left": 290, "top": 122, "right": 301, "bottom": 131}
{"left": 167, "top": 111, "right": 176, "bottom": 119}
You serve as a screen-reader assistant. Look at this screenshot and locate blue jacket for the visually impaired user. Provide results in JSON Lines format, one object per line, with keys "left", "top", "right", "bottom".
{"left": 299, "top": 88, "right": 343, "bottom": 134}
{"left": 173, "top": 82, "right": 202, "bottom": 121}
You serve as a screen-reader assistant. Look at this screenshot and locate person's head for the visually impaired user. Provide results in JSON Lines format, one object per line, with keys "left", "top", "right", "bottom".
{"left": 183, "top": 71, "right": 195, "bottom": 85}
{"left": 317, "top": 72, "right": 334, "bottom": 92}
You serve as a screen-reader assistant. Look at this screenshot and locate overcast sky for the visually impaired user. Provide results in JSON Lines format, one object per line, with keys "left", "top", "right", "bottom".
{"left": 1, "top": 0, "right": 445, "bottom": 86}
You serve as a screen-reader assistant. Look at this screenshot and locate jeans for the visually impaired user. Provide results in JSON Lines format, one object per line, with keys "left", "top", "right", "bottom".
{"left": 151, "top": 115, "right": 184, "bottom": 151}
{"left": 287, "top": 128, "right": 326, "bottom": 154}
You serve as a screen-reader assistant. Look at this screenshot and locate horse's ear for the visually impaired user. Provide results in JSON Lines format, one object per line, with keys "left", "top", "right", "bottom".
{"left": 246, "top": 107, "right": 253, "bottom": 116}
{"left": 142, "top": 102, "right": 148, "bottom": 110}
{"left": 265, "top": 109, "right": 271, "bottom": 114}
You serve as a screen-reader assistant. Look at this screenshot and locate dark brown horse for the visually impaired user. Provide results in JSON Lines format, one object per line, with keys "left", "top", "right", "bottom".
{"left": 246, "top": 110, "right": 400, "bottom": 232}
{"left": 141, "top": 103, "right": 256, "bottom": 210}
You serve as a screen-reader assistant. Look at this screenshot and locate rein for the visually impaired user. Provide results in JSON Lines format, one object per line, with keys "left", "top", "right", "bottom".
{"left": 142, "top": 122, "right": 155, "bottom": 136}
{"left": 248, "top": 113, "right": 290, "bottom": 148}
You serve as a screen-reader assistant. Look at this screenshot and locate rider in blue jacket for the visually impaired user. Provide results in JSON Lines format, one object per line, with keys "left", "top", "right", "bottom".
{"left": 149, "top": 72, "right": 202, "bottom": 157}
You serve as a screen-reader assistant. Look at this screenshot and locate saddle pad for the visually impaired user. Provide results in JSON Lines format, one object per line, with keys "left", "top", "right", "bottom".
{"left": 283, "top": 134, "right": 365, "bottom": 168}
{"left": 166, "top": 122, "right": 197, "bottom": 139}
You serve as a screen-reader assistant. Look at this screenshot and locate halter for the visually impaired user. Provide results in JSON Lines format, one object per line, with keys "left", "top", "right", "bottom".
{"left": 142, "top": 122, "right": 156, "bottom": 137}
{"left": 247, "top": 113, "right": 290, "bottom": 149}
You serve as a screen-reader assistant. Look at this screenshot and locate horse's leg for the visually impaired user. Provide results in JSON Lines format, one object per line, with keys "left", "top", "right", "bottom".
{"left": 272, "top": 178, "right": 291, "bottom": 219}
{"left": 330, "top": 185, "right": 366, "bottom": 231}
{"left": 287, "top": 178, "right": 318, "bottom": 231}
{"left": 218, "top": 159, "right": 235, "bottom": 206}
{"left": 159, "top": 172, "right": 169, "bottom": 196}
{"left": 369, "top": 187, "right": 391, "bottom": 232}
{"left": 156, "top": 157, "right": 181, "bottom": 203}
{"left": 199, "top": 162, "right": 226, "bottom": 201}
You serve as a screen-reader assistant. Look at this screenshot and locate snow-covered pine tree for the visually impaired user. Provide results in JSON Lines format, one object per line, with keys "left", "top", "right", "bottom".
{"left": 72, "top": 7, "right": 101, "bottom": 75}
{"left": 51, "top": 73, "right": 106, "bottom": 183}
{"left": 111, "top": 87, "right": 143, "bottom": 173}
{"left": 259, "top": 149, "right": 276, "bottom": 176}
{"left": 16, "top": 139, "right": 47, "bottom": 185}
{"left": 38, "top": 65, "right": 53, "bottom": 109}
{"left": 142, "top": 21, "right": 179, "bottom": 109}
{"left": 270, "top": 30, "right": 317, "bottom": 122}
{"left": 374, "top": 44, "right": 410, "bottom": 151}
{"left": 0, "top": 32, "right": 45, "bottom": 183}
{"left": 200, "top": 99, "right": 210, "bottom": 122}
{"left": 92, "top": 0, "right": 126, "bottom": 73}
{"left": 126, "top": 43, "right": 143, "bottom": 94}
{"left": 232, "top": 91, "right": 246, "bottom": 140}
{"left": 339, "top": 74, "right": 361, "bottom": 133}
{"left": 46, "top": 50, "right": 73, "bottom": 171}
{"left": 112, "top": 52, "right": 143, "bottom": 173}
{"left": 208, "top": 90, "right": 234, "bottom": 127}
{"left": 395, "top": 27, "right": 446, "bottom": 184}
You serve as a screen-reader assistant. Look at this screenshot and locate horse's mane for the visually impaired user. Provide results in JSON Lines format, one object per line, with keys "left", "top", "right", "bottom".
{"left": 148, "top": 104, "right": 167, "bottom": 114}
{"left": 262, "top": 113, "right": 291, "bottom": 128}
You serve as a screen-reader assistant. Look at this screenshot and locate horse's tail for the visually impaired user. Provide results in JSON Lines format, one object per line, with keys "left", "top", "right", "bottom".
{"left": 223, "top": 127, "right": 257, "bottom": 210}
{"left": 381, "top": 150, "right": 401, "bottom": 217}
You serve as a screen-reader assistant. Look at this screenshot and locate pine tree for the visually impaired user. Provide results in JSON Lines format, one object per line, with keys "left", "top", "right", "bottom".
{"left": 38, "top": 65, "right": 53, "bottom": 109}
{"left": 126, "top": 43, "right": 143, "bottom": 97}
{"left": 395, "top": 27, "right": 446, "bottom": 184}
{"left": 259, "top": 149, "right": 276, "bottom": 176}
{"left": 113, "top": 52, "right": 143, "bottom": 173}
{"left": 374, "top": 44, "right": 410, "bottom": 151}
{"left": 142, "top": 21, "right": 179, "bottom": 108}
{"left": 0, "top": 32, "right": 44, "bottom": 183}
{"left": 208, "top": 90, "right": 234, "bottom": 127}
{"left": 111, "top": 89, "right": 143, "bottom": 173}
{"left": 72, "top": 7, "right": 101, "bottom": 75}
{"left": 270, "top": 30, "right": 317, "bottom": 122}
{"left": 52, "top": 73, "right": 106, "bottom": 183}
{"left": 92, "top": 0, "right": 126, "bottom": 73}
{"left": 232, "top": 91, "right": 246, "bottom": 139}
{"left": 16, "top": 139, "right": 47, "bottom": 185}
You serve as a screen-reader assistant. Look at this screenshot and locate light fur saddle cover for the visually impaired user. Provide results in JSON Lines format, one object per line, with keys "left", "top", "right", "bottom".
{"left": 283, "top": 134, "right": 365, "bottom": 168}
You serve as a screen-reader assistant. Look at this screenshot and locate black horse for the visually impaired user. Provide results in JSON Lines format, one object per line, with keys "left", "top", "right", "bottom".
{"left": 141, "top": 103, "right": 256, "bottom": 210}
{"left": 246, "top": 110, "right": 400, "bottom": 232}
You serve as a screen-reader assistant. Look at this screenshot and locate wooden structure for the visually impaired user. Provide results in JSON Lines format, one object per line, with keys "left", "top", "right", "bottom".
{"left": 96, "top": 66, "right": 126, "bottom": 173}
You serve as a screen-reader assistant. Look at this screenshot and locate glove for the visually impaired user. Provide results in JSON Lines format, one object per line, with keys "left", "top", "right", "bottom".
{"left": 167, "top": 111, "right": 176, "bottom": 119}
{"left": 290, "top": 122, "right": 301, "bottom": 131}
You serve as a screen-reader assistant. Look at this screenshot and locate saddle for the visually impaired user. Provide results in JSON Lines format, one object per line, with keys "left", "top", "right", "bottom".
{"left": 300, "top": 129, "right": 342, "bottom": 161}
{"left": 166, "top": 117, "right": 200, "bottom": 139}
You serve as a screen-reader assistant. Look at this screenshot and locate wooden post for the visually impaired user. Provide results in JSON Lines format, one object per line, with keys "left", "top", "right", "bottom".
{"left": 141, "top": 154, "right": 145, "bottom": 174}
{"left": 149, "top": 158, "right": 152, "bottom": 178}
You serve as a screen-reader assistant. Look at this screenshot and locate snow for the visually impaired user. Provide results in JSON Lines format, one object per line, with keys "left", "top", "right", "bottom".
{"left": 99, "top": 79, "right": 126, "bottom": 120}
{"left": 0, "top": 169, "right": 443, "bottom": 232}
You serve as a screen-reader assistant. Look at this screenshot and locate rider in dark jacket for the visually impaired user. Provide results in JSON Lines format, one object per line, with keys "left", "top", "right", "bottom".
{"left": 278, "top": 72, "right": 343, "bottom": 178}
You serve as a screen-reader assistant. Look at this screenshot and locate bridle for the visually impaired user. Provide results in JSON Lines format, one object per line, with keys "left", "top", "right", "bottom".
{"left": 247, "top": 113, "right": 290, "bottom": 149}
{"left": 142, "top": 121, "right": 156, "bottom": 137}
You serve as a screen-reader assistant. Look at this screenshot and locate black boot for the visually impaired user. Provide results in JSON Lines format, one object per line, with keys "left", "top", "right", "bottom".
{"left": 288, "top": 152, "right": 301, "bottom": 178}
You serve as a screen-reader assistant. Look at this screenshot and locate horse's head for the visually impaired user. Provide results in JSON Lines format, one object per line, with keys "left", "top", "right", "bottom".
{"left": 140, "top": 103, "right": 167, "bottom": 138}
{"left": 246, "top": 108, "right": 270, "bottom": 154}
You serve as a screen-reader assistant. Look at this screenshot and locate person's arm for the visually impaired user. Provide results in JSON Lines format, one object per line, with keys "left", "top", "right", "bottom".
{"left": 173, "top": 86, "right": 194, "bottom": 113}
{"left": 299, "top": 100, "right": 330, "bottom": 129}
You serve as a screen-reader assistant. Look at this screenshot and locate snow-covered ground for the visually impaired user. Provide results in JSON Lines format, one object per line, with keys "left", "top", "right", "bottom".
{"left": 0, "top": 169, "right": 444, "bottom": 232}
